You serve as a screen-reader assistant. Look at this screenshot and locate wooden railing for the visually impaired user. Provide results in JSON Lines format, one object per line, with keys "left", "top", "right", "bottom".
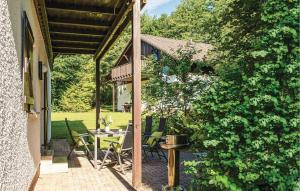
{"left": 111, "top": 63, "right": 132, "bottom": 81}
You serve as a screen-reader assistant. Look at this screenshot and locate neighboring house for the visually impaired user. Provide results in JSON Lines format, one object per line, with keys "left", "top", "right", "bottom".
{"left": 111, "top": 34, "right": 213, "bottom": 112}
{"left": 0, "top": 0, "right": 51, "bottom": 190}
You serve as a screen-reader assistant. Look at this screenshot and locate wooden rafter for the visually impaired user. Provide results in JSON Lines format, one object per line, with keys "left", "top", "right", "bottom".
{"left": 45, "top": 2, "right": 120, "bottom": 15}
{"left": 52, "top": 41, "right": 98, "bottom": 50}
{"left": 94, "top": 1, "right": 134, "bottom": 59}
{"left": 34, "top": 0, "right": 146, "bottom": 58}
{"left": 50, "top": 28, "right": 106, "bottom": 37}
{"left": 51, "top": 39, "right": 98, "bottom": 45}
{"left": 94, "top": 0, "right": 147, "bottom": 59}
{"left": 96, "top": 13, "right": 131, "bottom": 60}
{"left": 53, "top": 48, "right": 95, "bottom": 54}
{"left": 47, "top": 16, "right": 112, "bottom": 28}
{"left": 50, "top": 33, "right": 102, "bottom": 43}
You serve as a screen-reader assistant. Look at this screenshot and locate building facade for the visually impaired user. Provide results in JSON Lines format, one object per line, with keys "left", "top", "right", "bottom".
{"left": 111, "top": 34, "right": 213, "bottom": 112}
{"left": 0, "top": 0, "right": 51, "bottom": 190}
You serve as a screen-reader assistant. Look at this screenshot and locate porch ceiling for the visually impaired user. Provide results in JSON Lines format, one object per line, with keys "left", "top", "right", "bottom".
{"left": 33, "top": 0, "right": 146, "bottom": 64}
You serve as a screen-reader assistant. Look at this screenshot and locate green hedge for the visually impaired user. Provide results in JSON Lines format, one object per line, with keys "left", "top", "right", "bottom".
{"left": 187, "top": 0, "right": 300, "bottom": 190}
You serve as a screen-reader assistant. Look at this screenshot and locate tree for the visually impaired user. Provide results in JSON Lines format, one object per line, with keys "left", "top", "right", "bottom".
{"left": 60, "top": 58, "right": 95, "bottom": 112}
{"left": 51, "top": 27, "right": 131, "bottom": 111}
{"left": 143, "top": 44, "right": 212, "bottom": 135}
{"left": 51, "top": 55, "right": 92, "bottom": 111}
{"left": 187, "top": 0, "right": 300, "bottom": 190}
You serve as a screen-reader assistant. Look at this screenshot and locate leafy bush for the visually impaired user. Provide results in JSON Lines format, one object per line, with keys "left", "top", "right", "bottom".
{"left": 142, "top": 45, "right": 212, "bottom": 135}
{"left": 187, "top": 0, "right": 300, "bottom": 190}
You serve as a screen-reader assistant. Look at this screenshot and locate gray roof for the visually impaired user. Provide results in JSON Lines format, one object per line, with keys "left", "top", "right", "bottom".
{"left": 141, "top": 34, "right": 213, "bottom": 61}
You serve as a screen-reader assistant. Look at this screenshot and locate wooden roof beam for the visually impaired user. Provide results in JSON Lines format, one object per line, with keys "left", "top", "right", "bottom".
{"left": 50, "top": 28, "right": 106, "bottom": 37}
{"left": 51, "top": 39, "right": 99, "bottom": 45}
{"left": 94, "top": 1, "right": 134, "bottom": 59}
{"left": 94, "top": 0, "right": 147, "bottom": 59}
{"left": 53, "top": 48, "right": 95, "bottom": 54}
{"left": 48, "top": 16, "right": 112, "bottom": 28}
{"left": 45, "top": 2, "right": 120, "bottom": 16}
{"left": 50, "top": 33, "right": 103, "bottom": 43}
{"left": 52, "top": 42, "right": 98, "bottom": 49}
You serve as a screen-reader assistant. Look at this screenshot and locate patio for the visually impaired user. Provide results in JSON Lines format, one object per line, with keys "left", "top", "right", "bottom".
{"left": 35, "top": 140, "right": 193, "bottom": 191}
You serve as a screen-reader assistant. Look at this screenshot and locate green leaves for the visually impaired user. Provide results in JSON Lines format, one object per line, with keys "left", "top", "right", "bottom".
{"left": 142, "top": 44, "right": 212, "bottom": 136}
{"left": 251, "top": 50, "right": 268, "bottom": 58}
{"left": 188, "top": 0, "right": 300, "bottom": 190}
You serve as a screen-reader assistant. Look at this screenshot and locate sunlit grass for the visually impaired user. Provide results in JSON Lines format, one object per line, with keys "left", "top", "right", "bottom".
{"left": 51, "top": 109, "right": 132, "bottom": 145}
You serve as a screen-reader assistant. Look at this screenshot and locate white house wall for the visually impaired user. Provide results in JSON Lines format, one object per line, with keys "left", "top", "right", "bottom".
{"left": 0, "top": 0, "right": 50, "bottom": 190}
{"left": 117, "top": 81, "right": 147, "bottom": 111}
{"left": 117, "top": 83, "right": 132, "bottom": 111}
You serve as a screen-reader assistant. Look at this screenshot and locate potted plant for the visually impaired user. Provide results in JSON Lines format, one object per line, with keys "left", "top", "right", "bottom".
{"left": 100, "top": 115, "right": 113, "bottom": 132}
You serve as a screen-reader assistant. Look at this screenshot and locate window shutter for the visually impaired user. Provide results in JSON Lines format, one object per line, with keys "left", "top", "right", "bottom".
{"left": 22, "top": 12, "right": 35, "bottom": 112}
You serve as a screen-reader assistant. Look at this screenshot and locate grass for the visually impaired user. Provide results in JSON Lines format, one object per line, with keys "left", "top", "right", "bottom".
{"left": 51, "top": 108, "right": 132, "bottom": 145}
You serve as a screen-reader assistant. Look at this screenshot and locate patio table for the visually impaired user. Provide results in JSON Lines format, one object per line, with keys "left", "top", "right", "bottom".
{"left": 89, "top": 129, "right": 124, "bottom": 169}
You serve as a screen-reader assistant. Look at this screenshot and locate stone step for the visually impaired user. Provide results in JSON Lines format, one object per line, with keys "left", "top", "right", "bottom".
{"left": 41, "top": 149, "right": 54, "bottom": 165}
{"left": 40, "top": 139, "right": 70, "bottom": 174}
{"left": 53, "top": 155, "right": 68, "bottom": 164}
{"left": 40, "top": 156, "right": 68, "bottom": 174}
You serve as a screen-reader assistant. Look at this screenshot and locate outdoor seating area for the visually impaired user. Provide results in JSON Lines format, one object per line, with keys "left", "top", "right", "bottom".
{"left": 36, "top": 113, "right": 195, "bottom": 191}
{"left": 63, "top": 116, "right": 174, "bottom": 168}
{"left": 35, "top": 122, "right": 194, "bottom": 191}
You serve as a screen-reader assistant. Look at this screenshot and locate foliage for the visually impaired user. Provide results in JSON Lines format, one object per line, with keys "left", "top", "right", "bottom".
{"left": 142, "top": 44, "right": 212, "bottom": 135}
{"left": 100, "top": 115, "right": 113, "bottom": 127}
{"left": 51, "top": 55, "right": 92, "bottom": 111}
{"left": 51, "top": 28, "right": 130, "bottom": 111}
{"left": 59, "top": 58, "right": 95, "bottom": 112}
{"left": 187, "top": 0, "right": 300, "bottom": 190}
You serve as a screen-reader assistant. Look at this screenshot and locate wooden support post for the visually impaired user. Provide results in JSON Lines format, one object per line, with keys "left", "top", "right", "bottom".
{"left": 132, "top": 0, "right": 142, "bottom": 188}
{"left": 112, "top": 83, "right": 115, "bottom": 112}
{"left": 96, "top": 58, "right": 100, "bottom": 130}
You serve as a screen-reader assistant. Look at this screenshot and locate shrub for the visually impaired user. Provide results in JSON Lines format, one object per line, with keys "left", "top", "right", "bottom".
{"left": 188, "top": 0, "right": 300, "bottom": 190}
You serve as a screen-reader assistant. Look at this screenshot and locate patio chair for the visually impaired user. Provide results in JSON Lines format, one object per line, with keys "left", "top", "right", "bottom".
{"left": 99, "top": 121, "right": 133, "bottom": 174}
{"left": 142, "top": 116, "right": 153, "bottom": 144}
{"left": 142, "top": 131, "right": 167, "bottom": 161}
{"left": 65, "top": 118, "right": 92, "bottom": 159}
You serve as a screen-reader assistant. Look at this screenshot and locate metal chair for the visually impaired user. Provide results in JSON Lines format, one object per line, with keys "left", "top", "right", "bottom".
{"left": 142, "top": 116, "right": 153, "bottom": 144}
{"left": 142, "top": 131, "right": 167, "bottom": 161}
{"left": 65, "top": 118, "right": 91, "bottom": 159}
{"left": 99, "top": 121, "right": 133, "bottom": 174}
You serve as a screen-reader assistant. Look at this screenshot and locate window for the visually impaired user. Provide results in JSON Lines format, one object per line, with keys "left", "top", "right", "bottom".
{"left": 22, "top": 12, "right": 34, "bottom": 112}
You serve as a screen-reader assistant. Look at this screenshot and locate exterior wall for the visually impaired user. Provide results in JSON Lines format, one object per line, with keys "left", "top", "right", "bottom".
{"left": 117, "top": 83, "right": 132, "bottom": 111}
{"left": 117, "top": 81, "right": 147, "bottom": 111}
{"left": 0, "top": 0, "right": 50, "bottom": 190}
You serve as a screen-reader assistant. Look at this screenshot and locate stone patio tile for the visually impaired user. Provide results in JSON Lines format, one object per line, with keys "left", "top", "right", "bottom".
{"left": 35, "top": 150, "right": 194, "bottom": 191}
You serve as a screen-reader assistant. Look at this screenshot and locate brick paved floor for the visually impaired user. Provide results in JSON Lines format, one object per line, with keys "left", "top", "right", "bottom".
{"left": 35, "top": 141, "right": 193, "bottom": 191}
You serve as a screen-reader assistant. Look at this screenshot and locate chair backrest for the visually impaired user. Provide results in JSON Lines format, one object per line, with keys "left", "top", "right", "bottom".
{"left": 157, "top": 118, "right": 167, "bottom": 133}
{"left": 144, "top": 116, "right": 153, "bottom": 136}
{"left": 120, "top": 121, "right": 133, "bottom": 151}
{"left": 65, "top": 118, "right": 76, "bottom": 145}
{"left": 146, "top": 131, "right": 163, "bottom": 147}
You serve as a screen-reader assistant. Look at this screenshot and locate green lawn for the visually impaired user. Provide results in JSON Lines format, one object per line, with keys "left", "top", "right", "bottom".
{"left": 51, "top": 109, "right": 132, "bottom": 144}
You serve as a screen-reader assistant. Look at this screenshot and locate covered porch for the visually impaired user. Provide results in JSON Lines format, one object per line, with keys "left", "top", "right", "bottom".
{"left": 34, "top": 0, "right": 146, "bottom": 188}
{"left": 32, "top": 0, "right": 195, "bottom": 190}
